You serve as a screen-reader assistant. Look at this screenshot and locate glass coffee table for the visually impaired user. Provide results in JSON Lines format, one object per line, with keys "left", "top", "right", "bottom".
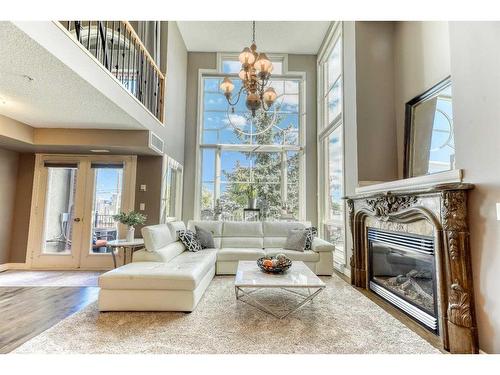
{"left": 234, "top": 261, "right": 326, "bottom": 319}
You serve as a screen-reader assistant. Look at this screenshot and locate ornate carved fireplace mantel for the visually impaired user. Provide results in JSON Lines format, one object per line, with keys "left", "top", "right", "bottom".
{"left": 346, "top": 171, "right": 478, "bottom": 354}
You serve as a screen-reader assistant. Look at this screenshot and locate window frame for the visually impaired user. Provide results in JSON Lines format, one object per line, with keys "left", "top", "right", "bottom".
{"left": 194, "top": 56, "right": 307, "bottom": 221}
{"left": 317, "top": 22, "right": 346, "bottom": 269}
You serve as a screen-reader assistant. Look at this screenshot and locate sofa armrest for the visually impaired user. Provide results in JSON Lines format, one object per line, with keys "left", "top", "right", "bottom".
{"left": 311, "top": 238, "right": 335, "bottom": 252}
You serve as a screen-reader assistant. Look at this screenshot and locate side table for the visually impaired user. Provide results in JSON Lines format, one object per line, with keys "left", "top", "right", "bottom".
{"left": 107, "top": 239, "right": 145, "bottom": 268}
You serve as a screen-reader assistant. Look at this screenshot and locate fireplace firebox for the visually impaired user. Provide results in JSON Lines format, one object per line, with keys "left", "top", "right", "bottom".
{"left": 368, "top": 228, "right": 438, "bottom": 333}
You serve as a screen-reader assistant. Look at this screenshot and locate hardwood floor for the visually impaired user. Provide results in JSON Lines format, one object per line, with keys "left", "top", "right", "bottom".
{"left": 0, "top": 286, "right": 99, "bottom": 353}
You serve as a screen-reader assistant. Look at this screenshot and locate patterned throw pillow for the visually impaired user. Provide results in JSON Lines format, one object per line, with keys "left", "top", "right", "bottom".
{"left": 304, "top": 227, "right": 318, "bottom": 250}
{"left": 177, "top": 230, "right": 202, "bottom": 252}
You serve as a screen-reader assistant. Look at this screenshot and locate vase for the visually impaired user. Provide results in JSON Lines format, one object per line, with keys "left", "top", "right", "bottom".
{"left": 126, "top": 226, "right": 135, "bottom": 242}
{"left": 248, "top": 198, "right": 257, "bottom": 209}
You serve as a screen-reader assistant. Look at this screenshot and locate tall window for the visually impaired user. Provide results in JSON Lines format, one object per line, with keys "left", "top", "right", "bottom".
{"left": 197, "top": 56, "right": 304, "bottom": 221}
{"left": 161, "top": 157, "right": 183, "bottom": 222}
{"left": 318, "top": 23, "right": 345, "bottom": 270}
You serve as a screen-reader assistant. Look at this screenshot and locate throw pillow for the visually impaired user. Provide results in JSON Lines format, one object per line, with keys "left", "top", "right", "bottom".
{"left": 284, "top": 229, "right": 307, "bottom": 252}
{"left": 304, "top": 227, "right": 318, "bottom": 250}
{"left": 195, "top": 225, "right": 215, "bottom": 249}
{"left": 177, "top": 230, "right": 202, "bottom": 252}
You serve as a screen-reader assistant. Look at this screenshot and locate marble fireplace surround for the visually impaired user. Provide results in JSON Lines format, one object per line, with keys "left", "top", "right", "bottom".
{"left": 346, "top": 170, "right": 478, "bottom": 353}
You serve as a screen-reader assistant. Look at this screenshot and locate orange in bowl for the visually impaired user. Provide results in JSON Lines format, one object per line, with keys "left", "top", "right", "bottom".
{"left": 262, "top": 259, "right": 273, "bottom": 268}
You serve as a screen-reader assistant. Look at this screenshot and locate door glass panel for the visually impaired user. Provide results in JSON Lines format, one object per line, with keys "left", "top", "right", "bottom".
{"left": 42, "top": 166, "right": 78, "bottom": 254}
{"left": 90, "top": 166, "right": 124, "bottom": 254}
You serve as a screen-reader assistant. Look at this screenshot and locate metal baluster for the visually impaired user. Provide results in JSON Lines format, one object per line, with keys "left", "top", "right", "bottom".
{"left": 109, "top": 21, "right": 115, "bottom": 76}
{"left": 126, "top": 28, "right": 131, "bottom": 91}
{"left": 116, "top": 23, "right": 121, "bottom": 80}
{"left": 132, "top": 39, "right": 137, "bottom": 97}
{"left": 75, "top": 21, "right": 81, "bottom": 43}
{"left": 87, "top": 21, "right": 91, "bottom": 50}
{"left": 121, "top": 23, "right": 126, "bottom": 85}
{"left": 96, "top": 21, "right": 101, "bottom": 62}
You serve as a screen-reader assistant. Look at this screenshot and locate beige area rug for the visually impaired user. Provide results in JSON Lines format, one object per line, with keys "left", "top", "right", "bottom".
{"left": 14, "top": 274, "right": 440, "bottom": 354}
{"left": 0, "top": 270, "right": 101, "bottom": 287}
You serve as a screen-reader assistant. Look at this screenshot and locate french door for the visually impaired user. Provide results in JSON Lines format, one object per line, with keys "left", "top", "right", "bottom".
{"left": 28, "top": 154, "right": 136, "bottom": 269}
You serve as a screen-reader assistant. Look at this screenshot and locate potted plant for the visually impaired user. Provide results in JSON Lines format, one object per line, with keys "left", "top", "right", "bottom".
{"left": 113, "top": 211, "right": 147, "bottom": 242}
{"left": 246, "top": 184, "right": 258, "bottom": 209}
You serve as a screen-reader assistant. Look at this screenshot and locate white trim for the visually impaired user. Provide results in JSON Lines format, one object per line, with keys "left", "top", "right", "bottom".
{"left": 354, "top": 169, "right": 463, "bottom": 195}
{"left": 0, "top": 263, "right": 28, "bottom": 272}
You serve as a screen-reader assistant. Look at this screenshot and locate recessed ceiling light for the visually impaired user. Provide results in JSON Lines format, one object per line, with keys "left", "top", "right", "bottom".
{"left": 90, "top": 149, "right": 110, "bottom": 153}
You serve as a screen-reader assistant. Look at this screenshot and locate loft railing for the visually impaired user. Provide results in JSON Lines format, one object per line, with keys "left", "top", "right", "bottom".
{"left": 60, "top": 21, "right": 165, "bottom": 123}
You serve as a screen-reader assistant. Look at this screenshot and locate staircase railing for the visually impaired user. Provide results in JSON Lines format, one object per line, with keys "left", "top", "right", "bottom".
{"left": 60, "top": 21, "right": 165, "bottom": 123}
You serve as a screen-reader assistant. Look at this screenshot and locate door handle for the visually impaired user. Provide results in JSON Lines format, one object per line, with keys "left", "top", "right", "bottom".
{"left": 74, "top": 218, "right": 81, "bottom": 222}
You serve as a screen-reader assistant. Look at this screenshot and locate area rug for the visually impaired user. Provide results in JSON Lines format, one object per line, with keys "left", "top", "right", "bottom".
{"left": 0, "top": 270, "right": 101, "bottom": 287}
{"left": 14, "top": 274, "right": 441, "bottom": 354}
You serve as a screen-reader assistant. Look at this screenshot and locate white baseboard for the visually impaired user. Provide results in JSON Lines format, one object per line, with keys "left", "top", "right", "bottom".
{"left": 0, "top": 263, "right": 28, "bottom": 272}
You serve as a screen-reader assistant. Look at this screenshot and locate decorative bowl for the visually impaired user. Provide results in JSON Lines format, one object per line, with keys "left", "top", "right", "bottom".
{"left": 257, "top": 256, "right": 292, "bottom": 274}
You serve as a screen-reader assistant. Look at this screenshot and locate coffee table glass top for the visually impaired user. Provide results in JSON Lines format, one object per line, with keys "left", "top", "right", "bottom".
{"left": 235, "top": 261, "right": 325, "bottom": 288}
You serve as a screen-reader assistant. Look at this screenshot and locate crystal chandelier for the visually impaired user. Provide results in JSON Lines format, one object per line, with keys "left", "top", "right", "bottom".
{"left": 219, "top": 21, "right": 277, "bottom": 118}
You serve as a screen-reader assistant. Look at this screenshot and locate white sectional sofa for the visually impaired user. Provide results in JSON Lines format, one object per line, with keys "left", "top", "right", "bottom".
{"left": 98, "top": 220, "right": 334, "bottom": 312}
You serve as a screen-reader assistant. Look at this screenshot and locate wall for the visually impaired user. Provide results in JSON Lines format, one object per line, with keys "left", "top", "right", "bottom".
{"left": 134, "top": 155, "right": 163, "bottom": 237}
{"left": 159, "top": 21, "right": 188, "bottom": 164}
{"left": 355, "top": 22, "right": 398, "bottom": 182}
{"left": 181, "top": 52, "right": 318, "bottom": 224}
{"left": 182, "top": 52, "right": 217, "bottom": 222}
{"left": 8, "top": 153, "right": 35, "bottom": 263}
{"left": 449, "top": 21, "right": 500, "bottom": 354}
{"left": 393, "top": 21, "right": 451, "bottom": 177}
{"left": 0, "top": 148, "right": 19, "bottom": 264}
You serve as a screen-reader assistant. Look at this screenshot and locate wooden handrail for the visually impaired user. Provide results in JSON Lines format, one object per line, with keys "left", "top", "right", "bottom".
{"left": 121, "top": 21, "right": 165, "bottom": 79}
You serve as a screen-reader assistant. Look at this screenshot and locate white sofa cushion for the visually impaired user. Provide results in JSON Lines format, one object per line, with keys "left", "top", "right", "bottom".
{"left": 223, "top": 221, "right": 263, "bottom": 237}
{"left": 221, "top": 237, "right": 264, "bottom": 248}
{"left": 217, "top": 248, "right": 266, "bottom": 261}
{"left": 167, "top": 221, "right": 186, "bottom": 241}
{"left": 265, "top": 248, "right": 320, "bottom": 262}
{"left": 263, "top": 236, "right": 287, "bottom": 248}
{"left": 262, "top": 221, "right": 310, "bottom": 237}
{"left": 311, "top": 237, "right": 335, "bottom": 252}
{"left": 99, "top": 249, "right": 216, "bottom": 291}
{"left": 141, "top": 224, "right": 174, "bottom": 252}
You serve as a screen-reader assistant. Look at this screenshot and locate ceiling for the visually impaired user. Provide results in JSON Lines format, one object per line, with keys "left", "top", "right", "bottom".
{"left": 177, "top": 21, "right": 332, "bottom": 54}
{"left": 0, "top": 22, "right": 143, "bottom": 130}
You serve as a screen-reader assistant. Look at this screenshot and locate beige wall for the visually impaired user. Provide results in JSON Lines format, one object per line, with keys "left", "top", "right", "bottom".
{"left": 160, "top": 21, "right": 188, "bottom": 164}
{"left": 393, "top": 21, "right": 451, "bottom": 177}
{"left": 0, "top": 148, "right": 19, "bottom": 263}
{"left": 449, "top": 21, "right": 500, "bottom": 354}
{"left": 181, "top": 52, "right": 318, "bottom": 224}
{"left": 182, "top": 52, "right": 216, "bottom": 222}
{"left": 134, "top": 155, "right": 164, "bottom": 237}
{"left": 8, "top": 153, "right": 35, "bottom": 263}
{"left": 355, "top": 22, "right": 398, "bottom": 182}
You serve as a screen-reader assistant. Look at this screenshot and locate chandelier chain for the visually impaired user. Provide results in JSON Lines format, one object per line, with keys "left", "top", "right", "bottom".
{"left": 252, "top": 21, "right": 255, "bottom": 43}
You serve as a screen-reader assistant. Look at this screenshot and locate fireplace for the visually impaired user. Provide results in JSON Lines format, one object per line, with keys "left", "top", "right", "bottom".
{"left": 368, "top": 228, "right": 438, "bottom": 333}
{"left": 346, "top": 175, "right": 479, "bottom": 353}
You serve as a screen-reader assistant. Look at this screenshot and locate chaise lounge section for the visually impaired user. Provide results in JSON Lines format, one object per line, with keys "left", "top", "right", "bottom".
{"left": 98, "top": 220, "right": 334, "bottom": 312}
